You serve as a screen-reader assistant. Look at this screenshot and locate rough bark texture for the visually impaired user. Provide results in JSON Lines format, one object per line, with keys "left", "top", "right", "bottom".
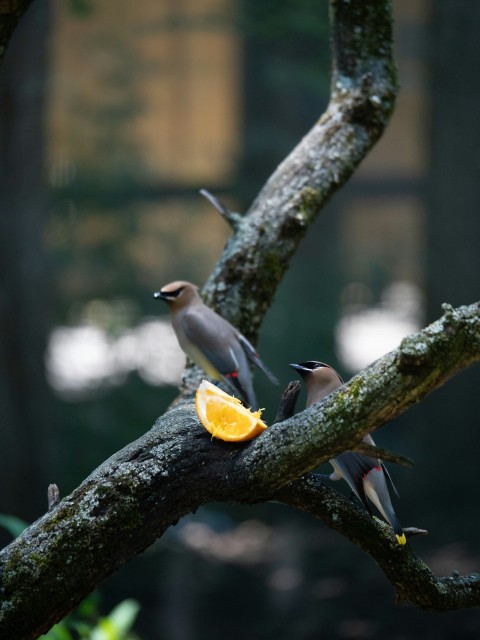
{"left": 1, "top": 1, "right": 480, "bottom": 638}
{"left": 201, "top": 0, "right": 397, "bottom": 336}
{"left": 0, "top": 302, "right": 479, "bottom": 638}
{"left": 179, "top": 0, "right": 398, "bottom": 398}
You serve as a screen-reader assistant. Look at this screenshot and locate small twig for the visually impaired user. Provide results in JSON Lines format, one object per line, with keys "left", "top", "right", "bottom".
{"left": 273, "top": 381, "right": 302, "bottom": 423}
{"left": 351, "top": 442, "right": 415, "bottom": 468}
{"left": 403, "top": 527, "right": 428, "bottom": 539}
{"left": 199, "top": 189, "right": 242, "bottom": 229}
{"left": 47, "top": 484, "right": 60, "bottom": 511}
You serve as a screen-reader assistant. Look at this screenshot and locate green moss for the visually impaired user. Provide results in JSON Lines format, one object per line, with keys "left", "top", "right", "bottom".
{"left": 3, "top": 546, "right": 23, "bottom": 577}
{"left": 261, "top": 251, "right": 284, "bottom": 283}
{"left": 348, "top": 376, "right": 365, "bottom": 399}
{"left": 299, "top": 186, "right": 323, "bottom": 220}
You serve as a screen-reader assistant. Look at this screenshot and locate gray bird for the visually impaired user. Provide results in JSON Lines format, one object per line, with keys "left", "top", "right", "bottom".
{"left": 154, "top": 281, "right": 278, "bottom": 409}
{"left": 290, "top": 361, "right": 406, "bottom": 545}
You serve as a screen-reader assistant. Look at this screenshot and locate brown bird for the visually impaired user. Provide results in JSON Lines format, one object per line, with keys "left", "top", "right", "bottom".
{"left": 154, "top": 281, "right": 278, "bottom": 409}
{"left": 290, "top": 360, "right": 406, "bottom": 545}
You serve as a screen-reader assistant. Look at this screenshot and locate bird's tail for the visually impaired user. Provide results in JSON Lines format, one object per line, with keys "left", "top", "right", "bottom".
{"left": 237, "top": 334, "right": 279, "bottom": 385}
{"left": 363, "top": 467, "right": 406, "bottom": 545}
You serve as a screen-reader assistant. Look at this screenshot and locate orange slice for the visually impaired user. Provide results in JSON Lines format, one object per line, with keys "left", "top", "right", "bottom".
{"left": 195, "top": 380, "right": 267, "bottom": 442}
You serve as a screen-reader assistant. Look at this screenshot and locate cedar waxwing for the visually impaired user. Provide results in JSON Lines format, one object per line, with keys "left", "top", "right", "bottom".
{"left": 290, "top": 361, "right": 406, "bottom": 545}
{"left": 154, "top": 281, "right": 278, "bottom": 409}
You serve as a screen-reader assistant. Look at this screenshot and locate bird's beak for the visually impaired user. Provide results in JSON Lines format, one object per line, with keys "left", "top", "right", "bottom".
{"left": 153, "top": 291, "right": 166, "bottom": 300}
{"left": 289, "top": 362, "right": 303, "bottom": 371}
{"left": 289, "top": 363, "right": 310, "bottom": 376}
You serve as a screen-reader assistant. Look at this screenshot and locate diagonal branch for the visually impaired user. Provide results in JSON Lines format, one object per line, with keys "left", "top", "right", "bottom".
{"left": 202, "top": 0, "right": 398, "bottom": 338}
{"left": 0, "top": 302, "right": 479, "bottom": 638}
{"left": 181, "top": 0, "right": 399, "bottom": 397}
{"left": 199, "top": 189, "right": 242, "bottom": 230}
{"left": 235, "top": 302, "right": 480, "bottom": 494}
{"left": 350, "top": 441, "right": 414, "bottom": 468}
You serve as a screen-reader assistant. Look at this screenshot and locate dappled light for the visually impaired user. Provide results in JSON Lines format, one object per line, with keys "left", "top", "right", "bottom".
{"left": 335, "top": 281, "right": 423, "bottom": 372}
{"left": 46, "top": 317, "right": 184, "bottom": 398}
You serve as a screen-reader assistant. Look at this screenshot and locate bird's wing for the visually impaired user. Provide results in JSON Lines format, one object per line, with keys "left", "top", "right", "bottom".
{"left": 237, "top": 333, "right": 279, "bottom": 385}
{"left": 333, "top": 452, "right": 380, "bottom": 514}
{"left": 362, "top": 465, "right": 404, "bottom": 538}
{"left": 381, "top": 463, "right": 400, "bottom": 498}
{"left": 182, "top": 310, "right": 238, "bottom": 376}
{"left": 362, "top": 434, "right": 400, "bottom": 498}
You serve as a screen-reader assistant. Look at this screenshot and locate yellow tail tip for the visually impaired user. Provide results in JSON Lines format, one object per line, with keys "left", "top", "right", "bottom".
{"left": 396, "top": 533, "right": 407, "bottom": 545}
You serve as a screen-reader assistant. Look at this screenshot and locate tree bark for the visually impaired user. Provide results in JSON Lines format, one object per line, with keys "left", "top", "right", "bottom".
{"left": 202, "top": 0, "right": 397, "bottom": 338}
{"left": 0, "top": 300, "right": 478, "bottom": 637}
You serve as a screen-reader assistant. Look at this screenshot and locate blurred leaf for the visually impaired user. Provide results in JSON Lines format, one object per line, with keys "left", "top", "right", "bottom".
{"left": 72, "top": 621, "right": 95, "bottom": 638}
{"left": 40, "top": 622, "right": 73, "bottom": 640}
{"left": 0, "top": 513, "right": 29, "bottom": 538}
{"left": 91, "top": 599, "right": 140, "bottom": 640}
{"left": 40, "top": 596, "right": 140, "bottom": 640}
{"left": 76, "top": 590, "right": 102, "bottom": 619}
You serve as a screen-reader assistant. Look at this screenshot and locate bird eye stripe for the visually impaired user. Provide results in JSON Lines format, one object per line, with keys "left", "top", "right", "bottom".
{"left": 163, "top": 287, "right": 184, "bottom": 298}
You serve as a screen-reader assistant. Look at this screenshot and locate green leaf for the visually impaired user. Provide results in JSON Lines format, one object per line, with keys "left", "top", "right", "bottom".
{"left": 0, "top": 513, "right": 29, "bottom": 538}
{"left": 40, "top": 621, "right": 73, "bottom": 640}
{"left": 90, "top": 599, "right": 140, "bottom": 640}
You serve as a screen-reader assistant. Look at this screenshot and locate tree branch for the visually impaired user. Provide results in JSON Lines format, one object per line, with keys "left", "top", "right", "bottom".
{"left": 0, "top": 302, "right": 479, "bottom": 638}
{"left": 277, "top": 475, "right": 480, "bottom": 612}
{"left": 235, "top": 302, "right": 480, "bottom": 495}
{"left": 176, "top": 0, "right": 399, "bottom": 398}
{"left": 199, "top": 189, "right": 242, "bottom": 230}
{"left": 350, "top": 441, "right": 414, "bottom": 468}
{"left": 273, "top": 381, "right": 415, "bottom": 468}
{"left": 201, "top": 0, "right": 397, "bottom": 337}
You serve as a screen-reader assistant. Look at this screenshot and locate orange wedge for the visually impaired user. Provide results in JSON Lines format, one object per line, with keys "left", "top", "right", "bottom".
{"left": 195, "top": 380, "right": 267, "bottom": 442}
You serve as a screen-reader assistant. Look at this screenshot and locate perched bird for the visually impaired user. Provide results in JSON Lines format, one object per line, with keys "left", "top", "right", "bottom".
{"left": 154, "top": 281, "right": 278, "bottom": 409}
{"left": 290, "top": 361, "right": 406, "bottom": 545}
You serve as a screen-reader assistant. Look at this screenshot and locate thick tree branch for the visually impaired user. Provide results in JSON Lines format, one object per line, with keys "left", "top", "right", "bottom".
{"left": 273, "top": 380, "right": 415, "bottom": 467}
{"left": 177, "top": 0, "right": 398, "bottom": 398}
{"left": 234, "top": 302, "right": 480, "bottom": 495}
{"left": 202, "top": 0, "right": 397, "bottom": 338}
{"left": 0, "top": 302, "right": 479, "bottom": 638}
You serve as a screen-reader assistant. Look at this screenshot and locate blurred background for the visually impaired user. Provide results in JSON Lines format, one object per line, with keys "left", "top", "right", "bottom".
{"left": 1, "top": 0, "right": 479, "bottom": 638}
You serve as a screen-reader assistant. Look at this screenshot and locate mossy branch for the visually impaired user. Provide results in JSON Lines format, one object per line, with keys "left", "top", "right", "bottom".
{"left": 1, "top": 302, "right": 479, "bottom": 638}
{"left": 202, "top": 0, "right": 398, "bottom": 342}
